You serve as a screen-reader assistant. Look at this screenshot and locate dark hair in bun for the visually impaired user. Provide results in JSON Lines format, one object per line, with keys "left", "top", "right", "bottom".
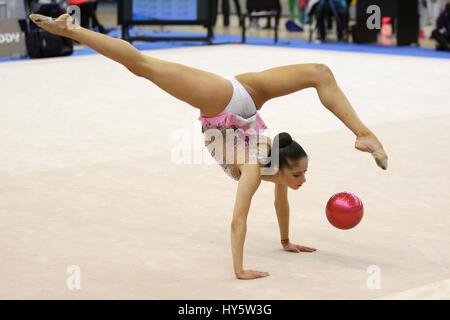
{"left": 264, "top": 132, "right": 307, "bottom": 171}
{"left": 278, "top": 132, "right": 293, "bottom": 148}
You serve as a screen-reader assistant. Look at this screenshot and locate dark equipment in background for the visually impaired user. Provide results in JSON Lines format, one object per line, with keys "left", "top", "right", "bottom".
{"left": 24, "top": 0, "right": 73, "bottom": 58}
{"left": 352, "top": 0, "right": 419, "bottom": 46}
{"left": 241, "top": 0, "right": 281, "bottom": 43}
{"left": 117, "top": 0, "right": 215, "bottom": 44}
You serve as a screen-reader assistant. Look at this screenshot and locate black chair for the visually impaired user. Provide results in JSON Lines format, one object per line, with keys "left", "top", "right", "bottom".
{"left": 241, "top": 0, "right": 281, "bottom": 43}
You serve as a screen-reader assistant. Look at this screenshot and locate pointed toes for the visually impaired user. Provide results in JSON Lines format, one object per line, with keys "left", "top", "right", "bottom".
{"left": 29, "top": 14, "right": 52, "bottom": 24}
{"left": 373, "top": 152, "right": 388, "bottom": 170}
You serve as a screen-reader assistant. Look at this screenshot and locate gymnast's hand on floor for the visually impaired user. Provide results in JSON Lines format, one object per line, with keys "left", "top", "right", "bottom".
{"left": 235, "top": 269, "right": 270, "bottom": 280}
{"left": 282, "top": 241, "right": 317, "bottom": 253}
{"left": 29, "top": 13, "right": 78, "bottom": 37}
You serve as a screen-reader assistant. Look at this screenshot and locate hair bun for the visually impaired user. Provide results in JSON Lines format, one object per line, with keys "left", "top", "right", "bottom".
{"left": 276, "top": 132, "right": 293, "bottom": 148}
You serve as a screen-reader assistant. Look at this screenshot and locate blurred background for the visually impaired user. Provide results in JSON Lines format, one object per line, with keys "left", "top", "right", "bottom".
{"left": 1, "top": 0, "right": 450, "bottom": 60}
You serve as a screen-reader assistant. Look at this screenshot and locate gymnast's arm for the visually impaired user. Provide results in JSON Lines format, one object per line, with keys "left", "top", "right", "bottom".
{"left": 274, "top": 184, "right": 318, "bottom": 254}
{"left": 274, "top": 183, "right": 290, "bottom": 247}
{"left": 231, "top": 164, "right": 269, "bottom": 280}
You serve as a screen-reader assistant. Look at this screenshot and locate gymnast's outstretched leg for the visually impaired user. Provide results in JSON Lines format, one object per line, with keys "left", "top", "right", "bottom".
{"left": 235, "top": 64, "right": 388, "bottom": 169}
{"left": 29, "top": 13, "right": 233, "bottom": 118}
{"left": 30, "top": 14, "right": 388, "bottom": 170}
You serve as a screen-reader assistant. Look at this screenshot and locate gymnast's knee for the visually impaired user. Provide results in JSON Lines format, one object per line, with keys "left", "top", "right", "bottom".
{"left": 311, "top": 63, "right": 335, "bottom": 87}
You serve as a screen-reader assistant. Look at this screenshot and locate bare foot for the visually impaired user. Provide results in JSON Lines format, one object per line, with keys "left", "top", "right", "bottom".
{"left": 29, "top": 13, "right": 79, "bottom": 37}
{"left": 355, "top": 133, "right": 388, "bottom": 170}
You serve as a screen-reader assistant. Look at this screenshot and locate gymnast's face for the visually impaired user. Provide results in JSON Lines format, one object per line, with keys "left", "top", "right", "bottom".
{"left": 279, "top": 157, "right": 308, "bottom": 190}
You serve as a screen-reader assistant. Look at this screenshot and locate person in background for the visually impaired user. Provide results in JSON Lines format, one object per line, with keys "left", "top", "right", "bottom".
{"left": 285, "top": 0, "right": 304, "bottom": 32}
{"left": 212, "top": 0, "right": 242, "bottom": 27}
{"left": 430, "top": 2, "right": 450, "bottom": 51}
{"left": 298, "top": 0, "right": 310, "bottom": 27}
{"left": 427, "top": 0, "right": 446, "bottom": 26}
{"left": 417, "top": 0, "right": 445, "bottom": 38}
{"left": 428, "top": 0, "right": 438, "bottom": 24}
{"left": 223, "top": 0, "right": 242, "bottom": 27}
{"left": 419, "top": 0, "right": 429, "bottom": 38}
{"left": 316, "top": 0, "right": 348, "bottom": 42}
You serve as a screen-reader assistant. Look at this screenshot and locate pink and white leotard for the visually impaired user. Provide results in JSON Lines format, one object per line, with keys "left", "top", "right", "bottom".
{"left": 198, "top": 76, "right": 268, "bottom": 181}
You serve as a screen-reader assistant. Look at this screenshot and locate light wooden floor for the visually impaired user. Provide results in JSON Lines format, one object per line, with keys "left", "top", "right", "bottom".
{"left": 1, "top": 44, "right": 449, "bottom": 299}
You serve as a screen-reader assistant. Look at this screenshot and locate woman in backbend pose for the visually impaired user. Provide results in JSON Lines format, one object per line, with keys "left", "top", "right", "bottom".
{"left": 30, "top": 13, "right": 388, "bottom": 280}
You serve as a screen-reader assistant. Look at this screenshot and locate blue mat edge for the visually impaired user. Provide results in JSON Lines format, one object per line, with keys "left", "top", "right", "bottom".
{"left": 1, "top": 30, "right": 449, "bottom": 63}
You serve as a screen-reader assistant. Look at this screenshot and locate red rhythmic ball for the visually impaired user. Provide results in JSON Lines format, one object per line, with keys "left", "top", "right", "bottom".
{"left": 326, "top": 192, "right": 364, "bottom": 230}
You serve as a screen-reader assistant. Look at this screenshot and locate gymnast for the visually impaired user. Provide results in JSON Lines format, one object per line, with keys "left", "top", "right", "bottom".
{"left": 30, "top": 13, "right": 388, "bottom": 280}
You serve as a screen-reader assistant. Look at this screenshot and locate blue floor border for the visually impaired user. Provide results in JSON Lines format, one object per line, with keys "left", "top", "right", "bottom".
{"left": 2, "top": 29, "right": 449, "bottom": 63}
